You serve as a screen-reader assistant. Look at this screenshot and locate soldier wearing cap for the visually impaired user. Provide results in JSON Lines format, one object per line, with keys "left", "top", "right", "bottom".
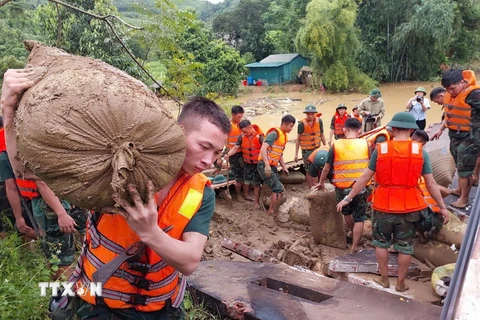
{"left": 358, "top": 89, "right": 386, "bottom": 132}
{"left": 406, "top": 87, "right": 430, "bottom": 130}
{"left": 337, "top": 112, "right": 449, "bottom": 292}
{"left": 329, "top": 103, "right": 350, "bottom": 145}
{"left": 294, "top": 104, "right": 326, "bottom": 187}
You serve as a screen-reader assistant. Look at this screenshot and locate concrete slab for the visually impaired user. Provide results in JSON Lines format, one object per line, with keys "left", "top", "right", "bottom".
{"left": 188, "top": 260, "right": 441, "bottom": 320}
{"left": 328, "top": 249, "right": 420, "bottom": 276}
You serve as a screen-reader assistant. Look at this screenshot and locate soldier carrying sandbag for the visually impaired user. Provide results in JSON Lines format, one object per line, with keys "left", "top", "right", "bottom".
{"left": 2, "top": 68, "right": 230, "bottom": 319}
{"left": 336, "top": 112, "right": 450, "bottom": 292}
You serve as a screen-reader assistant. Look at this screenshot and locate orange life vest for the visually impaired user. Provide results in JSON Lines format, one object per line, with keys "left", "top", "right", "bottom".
{"left": 333, "top": 112, "right": 350, "bottom": 135}
{"left": 0, "top": 128, "right": 6, "bottom": 153}
{"left": 299, "top": 114, "right": 322, "bottom": 150}
{"left": 75, "top": 173, "right": 210, "bottom": 312}
{"left": 373, "top": 141, "right": 427, "bottom": 213}
{"left": 241, "top": 124, "right": 263, "bottom": 164}
{"left": 444, "top": 70, "right": 480, "bottom": 132}
{"left": 331, "top": 139, "right": 370, "bottom": 189}
{"left": 307, "top": 145, "right": 330, "bottom": 164}
{"left": 226, "top": 120, "right": 242, "bottom": 153}
{"left": 258, "top": 128, "right": 287, "bottom": 167}
{"left": 16, "top": 178, "right": 39, "bottom": 199}
{"left": 417, "top": 176, "right": 440, "bottom": 213}
{"left": 352, "top": 114, "right": 363, "bottom": 123}
{"left": 360, "top": 126, "right": 390, "bottom": 151}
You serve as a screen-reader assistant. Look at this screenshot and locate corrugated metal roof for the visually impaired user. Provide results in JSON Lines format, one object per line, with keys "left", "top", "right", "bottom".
{"left": 245, "top": 62, "right": 287, "bottom": 68}
{"left": 260, "top": 53, "right": 300, "bottom": 63}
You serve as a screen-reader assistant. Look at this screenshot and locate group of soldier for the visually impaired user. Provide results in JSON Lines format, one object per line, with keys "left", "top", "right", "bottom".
{"left": 223, "top": 68, "right": 480, "bottom": 292}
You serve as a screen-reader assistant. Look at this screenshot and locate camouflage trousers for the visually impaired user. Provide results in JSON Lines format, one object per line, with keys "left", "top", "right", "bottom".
{"left": 32, "top": 198, "right": 87, "bottom": 266}
{"left": 52, "top": 296, "right": 186, "bottom": 320}
{"left": 335, "top": 187, "right": 368, "bottom": 223}
{"left": 301, "top": 149, "right": 314, "bottom": 173}
{"left": 244, "top": 163, "right": 262, "bottom": 186}
{"left": 257, "top": 162, "right": 284, "bottom": 193}
{"left": 449, "top": 132, "right": 479, "bottom": 177}
{"left": 229, "top": 153, "right": 244, "bottom": 183}
{"left": 372, "top": 210, "right": 425, "bottom": 255}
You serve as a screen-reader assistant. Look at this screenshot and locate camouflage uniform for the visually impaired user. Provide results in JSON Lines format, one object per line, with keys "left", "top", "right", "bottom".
{"left": 257, "top": 162, "right": 284, "bottom": 193}
{"left": 229, "top": 152, "right": 244, "bottom": 183}
{"left": 448, "top": 131, "right": 478, "bottom": 177}
{"left": 32, "top": 198, "right": 87, "bottom": 266}
{"left": 336, "top": 187, "right": 368, "bottom": 223}
{"left": 243, "top": 163, "right": 262, "bottom": 186}
{"left": 372, "top": 210, "right": 424, "bottom": 255}
{"left": 467, "top": 90, "right": 480, "bottom": 149}
{"left": 52, "top": 295, "right": 186, "bottom": 320}
{"left": 301, "top": 149, "right": 314, "bottom": 173}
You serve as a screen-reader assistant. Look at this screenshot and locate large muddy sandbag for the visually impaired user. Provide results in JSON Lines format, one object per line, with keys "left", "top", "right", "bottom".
{"left": 289, "top": 206, "right": 310, "bottom": 226}
{"left": 413, "top": 240, "right": 458, "bottom": 268}
{"left": 307, "top": 183, "right": 346, "bottom": 249}
{"left": 16, "top": 41, "right": 185, "bottom": 210}
{"left": 429, "top": 148, "right": 456, "bottom": 187}
{"left": 432, "top": 212, "right": 466, "bottom": 248}
{"left": 279, "top": 170, "right": 305, "bottom": 184}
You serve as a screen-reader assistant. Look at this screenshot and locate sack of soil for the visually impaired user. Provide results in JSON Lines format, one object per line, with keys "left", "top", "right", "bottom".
{"left": 413, "top": 240, "right": 458, "bottom": 268}
{"left": 279, "top": 170, "right": 305, "bottom": 184}
{"left": 15, "top": 41, "right": 185, "bottom": 210}
{"left": 307, "top": 184, "right": 346, "bottom": 249}
{"left": 432, "top": 211, "right": 466, "bottom": 248}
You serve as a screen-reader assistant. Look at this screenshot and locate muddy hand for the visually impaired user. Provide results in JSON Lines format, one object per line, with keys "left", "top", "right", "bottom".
{"left": 1, "top": 67, "right": 47, "bottom": 113}
{"left": 112, "top": 181, "right": 158, "bottom": 239}
{"left": 264, "top": 166, "right": 272, "bottom": 178}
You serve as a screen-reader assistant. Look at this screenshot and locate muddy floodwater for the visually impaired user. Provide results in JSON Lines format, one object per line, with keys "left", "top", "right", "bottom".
{"left": 164, "top": 81, "right": 444, "bottom": 162}
{"left": 235, "top": 81, "right": 444, "bottom": 162}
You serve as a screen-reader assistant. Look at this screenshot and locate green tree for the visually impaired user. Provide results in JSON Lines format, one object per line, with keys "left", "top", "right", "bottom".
{"left": 356, "top": 0, "right": 459, "bottom": 81}
{"left": 296, "top": 0, "right": 375, "bottom": 91}
{"left": 262, "top": 0, "right": 309, "bottom": 53}
{"left": 35, "top": 0, "right": 144, "bottom": 79}
{"left": 212, "top": 0, "right": 273, "bottom": 61}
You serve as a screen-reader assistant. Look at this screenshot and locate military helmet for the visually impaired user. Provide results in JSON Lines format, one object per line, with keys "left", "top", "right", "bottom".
{"left": 387, "top": 112, "right": 419, "bottom": 130}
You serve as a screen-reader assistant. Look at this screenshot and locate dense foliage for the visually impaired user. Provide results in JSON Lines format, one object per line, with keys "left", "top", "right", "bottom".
{"left": 1, "top": 0, "right": 480, "bottom": 95}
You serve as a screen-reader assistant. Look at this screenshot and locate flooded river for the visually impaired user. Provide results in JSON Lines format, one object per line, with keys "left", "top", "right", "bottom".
{"left": 235, "top": 81, "right": 444, "bottom": 162}
{"left": 164, "top": 81, "right": 444, "bottom": 162}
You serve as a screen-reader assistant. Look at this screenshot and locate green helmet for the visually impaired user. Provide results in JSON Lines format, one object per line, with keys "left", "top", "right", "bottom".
{"left": 414, "top": 87, "right": 427, "bottom": 95}
{"left": 387, "top": 112, "right": 419, "bottom": 130}
{"left": 370, "top": 88, "right": 382, "bottom": 97}
{"left": 303, "top": 104, "right": 318, "bottom": 113}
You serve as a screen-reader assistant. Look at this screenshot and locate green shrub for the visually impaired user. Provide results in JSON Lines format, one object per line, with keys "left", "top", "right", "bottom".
{"left": 0, "top": 233, "right": 51, "bottom": 320}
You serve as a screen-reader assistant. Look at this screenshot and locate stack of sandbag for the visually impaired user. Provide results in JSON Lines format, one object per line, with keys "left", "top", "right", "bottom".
{"left": 16, "top": 41, "right": 186, "bottom": 210}
{"left": 307, "top": 183, "right": 346, "bottom": 249}
{"left": 432, "top": 212, "right": 467, "bottom": 249}
{"left": 425, "top": 123, "right": 456, "bottom": 187}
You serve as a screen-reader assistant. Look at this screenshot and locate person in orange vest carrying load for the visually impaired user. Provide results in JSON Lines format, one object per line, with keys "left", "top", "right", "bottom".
{"left": 227, "top": 119, "right": 264, "bottom": 208}
{"left": 258, "top": 115, "right": 296, "bottom": 216}
{"left": 336, "top": 112, "right": 449, "bottom": 292}
{"left": 294, "top": 104, "right": 326, "bottom": 187}
{"left": 431, "top": 69, "right": 480, "bottom": 209}
{"left": 2, "top": 68, "right": 230, "bottom": 320}
{"left": 316, "top": 118, "right": 370, "bottom": 253}
{"left": 224, "top": 105, "right": 246, "bottom": 202}
{"left": 329, "top": 103, "right": 350, "bottom": 145}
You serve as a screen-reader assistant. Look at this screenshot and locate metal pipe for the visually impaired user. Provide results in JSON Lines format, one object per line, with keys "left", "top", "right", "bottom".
{"left": 441, "top": 186, "right": 480, "bottom": 319}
